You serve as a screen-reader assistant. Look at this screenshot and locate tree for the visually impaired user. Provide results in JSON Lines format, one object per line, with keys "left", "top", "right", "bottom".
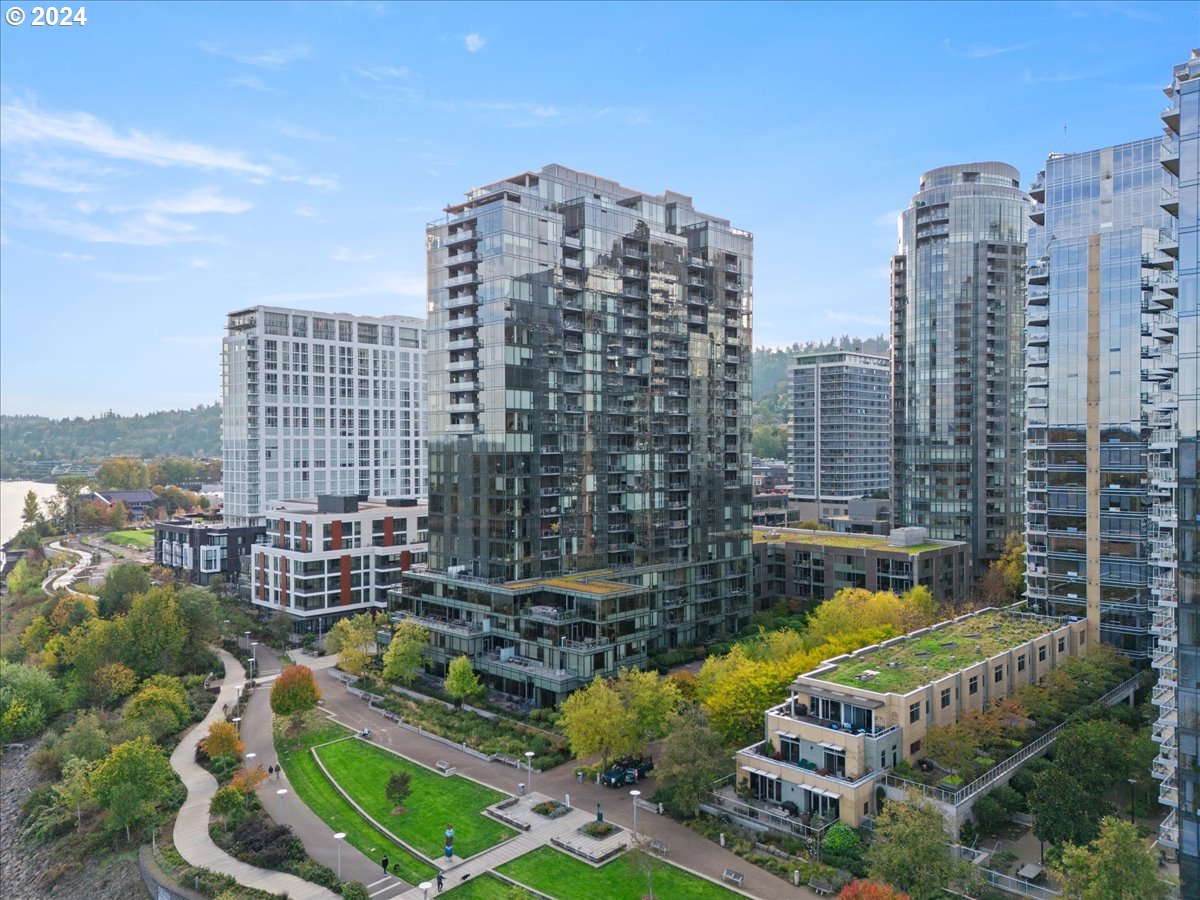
{"left": 386, "top": 771, "right": 412, "bottom": 811}
{"left": 990, "top": 533, "right": 1025, "bottom": 599}
{"left": 1056, "top": 817, "right": 1172, "bottom": 900}
{"left": 122, "top": 586, "right": 187, "bottom": 677}
{"left": 325, "top": 612, "right": 378, "bottom": 676}
{"left": 804, "top": 588, "right": 937, "bottom": 645}
{"left": 266, "top": 610, "right": 293, "bottom": 649}
{"left": 921, "top": 724, "right": 980, "bottom": 776}
{"left": 90, "top": 662, "right": 137, "bottom": 708}
{"left": 0, "top": 660, "right": 60, "bottom": 741}
{"left": 839, "top": 881, "right": 911, "bottom": 900}
{"left": 96, "top": 457, "right": 150, "bottom": 490}
{"left": 270, "top": 665, "right": 320, "bottom": 717}
{"left": 654, "top": 705, "right": 729, "bottom": 817}
{"left": 52, "top": 476, "right": 89, "bottom": 533}
{"left": 823, "top": 822, "right": 867, "bottom": 876}
{"left": 444, "top": 655, "right": 485, "bottom": 708}
{"left": 381, "top": 620, "right": 430, "bottom": 685}
{"left": 200, "top": 720, "right": 244, "bottom": 760}
{"left": 90, "top": 736, "right": 177, "bottom": 841}
{"left": 97, "top": 562, "right": 150, "bottom": 618}
{"left": 972, "top": 795, "right": 1010, "bottom": 838}
{"left": 559, "top": 676, "right": 635, "bottom": 772}
{"left": 175, "top": 587, "right": 222, "bottom": 671}
{"left": 751, "top": 424, "right": 788, "bottom": 459}
{"left": 55, "top": 756, "right": 97, "bottom": 826}
{"left": 1029, "top": 768, "right": 1109, "bottom": 849}
{"left": 60, "top": 711, "right": 112, "bottom": 762}
{"left": 697, "top": 644, "right": 793, "bottom": 745}
{"left": 615, "top": 666, "right": 681, "bottom": 745}
{"left": 866, "top": 791, "right": 966, "bottom": 900}
{"left": 123, "top": 682, "right": 190, "bottom": 741}
{"left": 5, "top": 558, "right": 46, "bottom": 599}
{"left": 21, "top": 489, "right": 43, "bottom": 527}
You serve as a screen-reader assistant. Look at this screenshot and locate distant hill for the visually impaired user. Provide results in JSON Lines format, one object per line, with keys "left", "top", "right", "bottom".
{"left": 1, "top": 404, "right": 221, "bottom": 479}
{"left": 752, "top": 334, "right": 890, "bottom": 424}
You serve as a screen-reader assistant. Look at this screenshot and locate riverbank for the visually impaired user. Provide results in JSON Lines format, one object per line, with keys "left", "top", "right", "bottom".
{"left": 0, "top": 481, "right": 57, "bottom": 546}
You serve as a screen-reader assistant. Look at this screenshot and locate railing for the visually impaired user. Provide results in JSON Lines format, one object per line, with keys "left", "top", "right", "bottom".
{"left": 700, "top": 774, "right": 838, "bottom": 844}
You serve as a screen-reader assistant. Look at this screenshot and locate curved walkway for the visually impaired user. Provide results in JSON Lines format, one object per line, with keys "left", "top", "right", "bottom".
{"left": 168, "top": 648, "right": 337, "bottom": 900}
{"left": 42, "top": 541, "right": 91, "bottom": 595}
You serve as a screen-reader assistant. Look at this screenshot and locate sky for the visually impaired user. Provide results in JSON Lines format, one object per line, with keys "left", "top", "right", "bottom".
{"left": 0, "top": 0, "right": 1190, "bottom": 418}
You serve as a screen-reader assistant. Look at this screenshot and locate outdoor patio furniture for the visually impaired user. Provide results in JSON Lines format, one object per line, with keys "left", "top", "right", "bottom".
{"left": 722, "top": 868, "right": 745, "bottom": 887}
{"left": 1016, "top": 863, "right": 1045, "bottom": 882}
{"left": 809, "top": 878, "right": 834, "bottom": 896}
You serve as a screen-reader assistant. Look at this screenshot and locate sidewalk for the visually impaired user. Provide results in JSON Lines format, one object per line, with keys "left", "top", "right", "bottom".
{"left": 168, "top": 648, "right": 338, "bottom": 900}
{"left": 315, "top": 668, "right": 817, "bottom": 899}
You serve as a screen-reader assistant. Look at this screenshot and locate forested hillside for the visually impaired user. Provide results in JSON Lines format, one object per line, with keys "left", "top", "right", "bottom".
{"left": 1, "top": 405, "right": 221, "bottom": 478}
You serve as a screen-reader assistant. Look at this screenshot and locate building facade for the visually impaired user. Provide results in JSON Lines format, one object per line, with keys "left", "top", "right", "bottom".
{"left": 733, "top": 606, "right": 1088, "bottom": 828}
{"left": 221, "top": 306, "right": 427, "bottom": 527}
{"left": 1022, "top": 138, "right": 1172, "bottom": 661}
{"left": 1152, "top": 49, "right": 1198, "bottom": 881}
{"left": 248, "top": 496, "right": 428, "bottom": 635}
{"left": 395, "top": 164, "right": 753, "bottom": 705}
{"left": 154, "top": 519, "right": 264, "bottom": 586}
{"left": 891, "top": 164, "right": 1029, "bottom": 569}
{"left": 752, "top": 526, "right": 968, "bottom": 609}
{"left": 789, "top": 351, "right": 890, "bottom": 506}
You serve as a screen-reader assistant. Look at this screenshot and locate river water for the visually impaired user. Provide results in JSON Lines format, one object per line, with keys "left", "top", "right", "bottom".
{"left": 0, "top": 481, "right": 58, "bottom": 546}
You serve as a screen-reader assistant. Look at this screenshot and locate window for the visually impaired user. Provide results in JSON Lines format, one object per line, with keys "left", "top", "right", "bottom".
{"left": 909, "top": 702, "right": 920, "bottom": 724}
{"left": 1039, "top": 645, "right": 1047, "bottom": 662}
{"left": 909, "top": 740, "right": 921, "bottom": 755}
{"left": 1058, "top": 637, "right": 1065, "bottom": 653}
{"left": 969, "top": 676, "right": 979, "bottom": 695}
{"left": 1017, "top": 654, "right": 1026, "bottom": 673}
{"left": 940, "top": 688, "right": 951, "bottom": 709}
{"left": 994, "top": 665, "right": 1004, "bottom": 684}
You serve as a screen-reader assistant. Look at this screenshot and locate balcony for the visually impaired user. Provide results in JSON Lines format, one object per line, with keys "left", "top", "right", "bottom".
{"left": 524, "top": 605, "right": 580, "bottom": 624}
{"left": 1030, "top": 202, "right": 1045, "bottom": 225}
{"left": 1161, "top": 810, "right": 1179, "bottom": 849}
{"left": 447, "top": 293, "right": 478, "bottom": 310}
{"left": 1029, "top": 174, "right": 1045, "bottom": 202}
{"left": 1027, "top": 283, "right": 1049, "bottom": 305}
{"left": 447, "top": 337, "right": 479, "bottom": 352}
{"left": 447, "top": 357, "right": 478, "bottom": 372}
{"left": 447, "top": 271, "right": 479, "bottom": 288}
{"left": 391, "top": 611, "right": 483, "bottom": 636}
{"left": 1161, "top": 135, "right": 1179, "bottom": 176}
{"left": 448, "top": 379, "right": 480, "bottom": 393}
{"left": 445, "top": 228, "right": 476, "bottom": 246}
{"left": 1027, "top": 262, "right": 1049, "bottom": 284}
{"left": 448, "top": 249, "right": 478, "bottom": 267}
{"left": 1161, "top": 184, "right": 1179, "bottom": 216}
{"left": 1157, "top": 228, "right": 1179, "bottom": 259}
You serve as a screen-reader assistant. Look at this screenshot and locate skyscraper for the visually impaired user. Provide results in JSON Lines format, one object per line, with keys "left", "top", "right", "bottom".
{"left": 891, "top": 163, "right": 1029, "bottom": 568}
{"left": 789, "top": 350, "right": 890, "bottom": 508}
{"left": 1022, "top": 139, "right": 1171, "bottom": 660}
{"left": 1151, "top": 49, "right": 1197, "bottom": 883}
{"left": 393, "top": 164, "right": 753, "bottom": 706}
{"left": 222, "top": 305, "right": 427, "bottom": 526}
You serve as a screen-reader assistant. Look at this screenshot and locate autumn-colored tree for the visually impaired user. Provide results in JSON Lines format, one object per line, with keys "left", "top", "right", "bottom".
{"left": 270, "top": 664, "right": 321, "bottom": 717}
{"left": 325, "top": 612, "right": 379, "bottom": 676}
{"left": 49, "top": 594, "right": 97, "bottom": 632}
{"left": 90, "top": 662, "right": 137, "bottom": 708}
{"left": 121, "top": 586, "right": 187, "bottom": 678}
{"left": 123, "top": 682, "right": 190, "bottom": 740}
{"left": 559, "top": 675, "right": 636, "bottom": 772}
{"left": 229, "top": 766, "right": 269, "bottom": 794}
{"left": 990, "top": 533, "right": 1026, "bottom": 599}
{"left": 697, "top": 644, "right": 794, "bottom": 745}
{"left": 804, "top": 588, "right": 937, "bottom": 645}
{"left": 96, "top": 457, "right": 150, "bottom": 490}
{"left": 444, "top": 655, "right": 485, "bottom": 708}
{"left": 839, "top": 880, "right": 911, "bottom": 900}
{"left": 200, "top": 720, "right": 244, "bottom": 759}
{"left": 382, "top": 619, "right": 430, "bottom": 685}
{"left": 615, "top": 666, "right": 681, "bottom": 744}
{"left": 20, "top": 490, "right": 43, "bottom": 528}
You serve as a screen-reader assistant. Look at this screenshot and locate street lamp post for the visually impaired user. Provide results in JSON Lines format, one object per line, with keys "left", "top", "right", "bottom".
{"left": 418, "top": 881, "right": 432, "bottom": 900}
{"left": 1127, "top": 777, "right": 1138, "bottom": 823}
{"left": 246, "top": 752, "right": 256, "bottom": 767}
{"left": 277, "top": 788, "right": 288, "bottom": 822}
{"left": 232, "top": 717, "right": 241, "bottom": 736}
{"left": 251, "top": 641, "right": 258, "bottom": 672}
{"left": 334, "top": 832, "right": 346, "bottom": 880}
{"left": 525, "top": 750, "right": 535, "bottom": 795}
{"left": 630, "top": 789, "right": 641, "bottom": 836}
{"left": 244, "top": 630, "right": 251, "bottom": 651}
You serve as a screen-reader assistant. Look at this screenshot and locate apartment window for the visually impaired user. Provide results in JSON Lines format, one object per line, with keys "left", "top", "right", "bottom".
{"left": 909, "top": 740, "right": 921, "bottom": 755}
{"left": 909, "top": 702, "right": 920, "bottom": 724}
{"left": 969, "top": 676, "right": 979, "bottom": 695}
{"left": 1038, "top": 644, "right": 1047, "bottom": 662}
{"left": 994, "top": 665, "right": 1004, "bottom": 684}
{"left": 940, "top": 688, "right": 951, "bottom": 709}
{"left": 1017, "top": 654, "right": 1026, "bottom": 673}
{"left": 1057, "top": 637, "right": 1065, "bottom": 653}
{"left": 338, "top": 320, "right": 353, "bottom": 342}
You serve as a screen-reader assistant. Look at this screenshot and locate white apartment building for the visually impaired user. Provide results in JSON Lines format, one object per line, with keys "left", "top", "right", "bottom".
{"left": 250, "top": 495, "right": 429, "bottom": 634}
{"left": 222, "top": 306, "right": 427, "bottom": 526}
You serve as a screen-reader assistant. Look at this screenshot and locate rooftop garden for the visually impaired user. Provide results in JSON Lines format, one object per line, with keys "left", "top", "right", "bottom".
{"left": 752, "top": 529, "right": 946, "bottom": 554}
{"left": 811, "top": 610, "right": 1061, "bottom": 693}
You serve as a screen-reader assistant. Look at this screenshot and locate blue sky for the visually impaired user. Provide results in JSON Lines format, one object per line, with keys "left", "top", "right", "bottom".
{"left": 0, "top": 0, "right": 1189, "bottom": 417}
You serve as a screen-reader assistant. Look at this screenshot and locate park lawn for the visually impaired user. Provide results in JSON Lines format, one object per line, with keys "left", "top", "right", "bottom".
{"left": 496, "top": 846, "right": 740, "bottom": 900}
{"left": 315, "top": 738, "right": 514, "bottom": 859}
{"left": 443, "top": 874, "right": 513, "bottom": 898}
{"left": 102, "top": 529, "right": 154, "bottom": 549}
{"left": 275, "top": 720, "right": 437, "bottom": 885}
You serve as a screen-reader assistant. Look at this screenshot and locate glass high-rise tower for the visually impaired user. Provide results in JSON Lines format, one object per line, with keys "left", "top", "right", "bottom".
{"left": 1022, "top": 140, "right": 1171, "bottom": 661}
{"left": 1151, "top": 49, "right": 1197, "bottom": 883}
{"left": 891, "top": 163, "right": 1029, "bottom": 569}
{"left": 393, "top": 165, "right": 753, "bottom": 706}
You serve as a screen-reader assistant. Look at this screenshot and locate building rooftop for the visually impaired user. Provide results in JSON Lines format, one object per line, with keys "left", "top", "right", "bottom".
{"left": 506, "top": 568, "right": 640, "bottom": 596}
{"left": 806, "top": 609, "right": 1063, "bottom": 694}
{"left": 752, "top": 528, "right": 952, "bottom": 555}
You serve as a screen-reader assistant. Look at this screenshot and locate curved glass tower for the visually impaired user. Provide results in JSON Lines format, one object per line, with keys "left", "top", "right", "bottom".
{"left": 891, "top": 163, "right": 1030, "bottom": 569}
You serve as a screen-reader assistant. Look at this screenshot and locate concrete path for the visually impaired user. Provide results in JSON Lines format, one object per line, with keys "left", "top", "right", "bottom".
{"left": 314, "top": 668, "right": 816, "bottom": 899}
{"left": 42, "top": 541, "right": 89, "bottom": 594}
{"left": 168, "top": 648, "right": 338, "bottom": 900}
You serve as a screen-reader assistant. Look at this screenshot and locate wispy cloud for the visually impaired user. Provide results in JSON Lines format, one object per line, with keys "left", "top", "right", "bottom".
{"left": 6, "top": 169, "right": 99, "bottom": 193}
{"left": 9, "top": 199, "right": 212, "bottom": 247}
{"left": 464, "top": 33, "right": 486, "bottom": 53}
{"left": 59, "top": 251, "right": 93, "bottom": 262}
{"left": 1023, "top": 68, "right": 1105, "bottom": 84}
{"left": 2, "top": 101, "right": 273, "bottom": 176}
{"left": 293, "top": 205, "right": 320, "bottom": 219}
{"left": 197, "top": 41, "right": 311, "bottom": 68}
{"left": 274, "top": 121, "right": 335, "bottom": 143}
{"left": 352, "top": 64, "right": 410, "bottom": 81}
{"left": 190, "top": 258, "right": 211, "bottom": 269}
{"left": 281, "top": 173, "right": 339, "bottom": 190}
{"left": 331, "top": 246, "right": 377, "bottom": 262}
{"left": 943, "top": 37, "right": 1035, "bottom": 59}
{"left": 134, "top": 188, "right": 254, "bottom": 215}
{"left": 227, "top": 75, "right": 273, "bottom": 92}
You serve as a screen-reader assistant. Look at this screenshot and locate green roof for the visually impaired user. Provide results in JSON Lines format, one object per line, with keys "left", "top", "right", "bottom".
{"left": 810, "top": 610, "right": 1061, "bottom": 694}
{"left": 753, "top": 528, "right": 952, "bottom": 555}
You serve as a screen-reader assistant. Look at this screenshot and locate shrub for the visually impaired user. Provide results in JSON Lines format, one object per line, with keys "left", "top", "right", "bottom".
{"left": 230, "top": 817, "right": 305, "bottom": 869}
{"left": 341, "top": 883, "right": 370, "bottom": 900}
{"left": 973, "top": 795, "right": 1009, "bottom": 837}
{"left": 582, "top": 821, "right": 617, "bottom": 837}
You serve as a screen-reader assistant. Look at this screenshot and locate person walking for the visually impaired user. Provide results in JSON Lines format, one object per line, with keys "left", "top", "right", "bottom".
{"left": 436, "top": 872, "right": 444, "bottom": 893}
{"left": 381, "top": 856, "right": 389, "bottom": 876}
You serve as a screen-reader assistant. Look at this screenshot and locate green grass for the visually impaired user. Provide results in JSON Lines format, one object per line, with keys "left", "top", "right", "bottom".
{"left": 102, "top": 529, "right": 154, "bottom": 549}
{"left": 316, "top": 739, "right": 514, "bottom": 859}
{"left": 496, "top": 847, "right": 740, "bottom": 900}
{"left": 275, "top": 720, "right": 437, "bottom": 884}
{"left": 818, "top": 611, "right": 1058, "bottom": 693}
{"left": 443, "top": 874, "right": 514, "bottom": 898}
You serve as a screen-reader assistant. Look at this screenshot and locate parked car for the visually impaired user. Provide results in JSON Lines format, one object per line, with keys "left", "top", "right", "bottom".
{"left": 601, "top": 755, "right": 654, "bottom": 787}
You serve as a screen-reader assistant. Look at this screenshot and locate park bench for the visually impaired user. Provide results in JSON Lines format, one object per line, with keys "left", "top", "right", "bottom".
{"left": 435, "top": 760, "right": 454, "bottom": 775}
{"left": 722, "top": 868, "right": 745, "bottom": 887}
{"left": 809, "top": 878, "right": 834, "bottom": 896}
{"left": 649, "top": 839, "right": 669, "bottom": 856}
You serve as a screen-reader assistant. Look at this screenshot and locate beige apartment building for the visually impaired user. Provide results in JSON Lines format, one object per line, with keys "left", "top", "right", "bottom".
{"left": 734, "top": 605, "right": 1088, "bottom": 827}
